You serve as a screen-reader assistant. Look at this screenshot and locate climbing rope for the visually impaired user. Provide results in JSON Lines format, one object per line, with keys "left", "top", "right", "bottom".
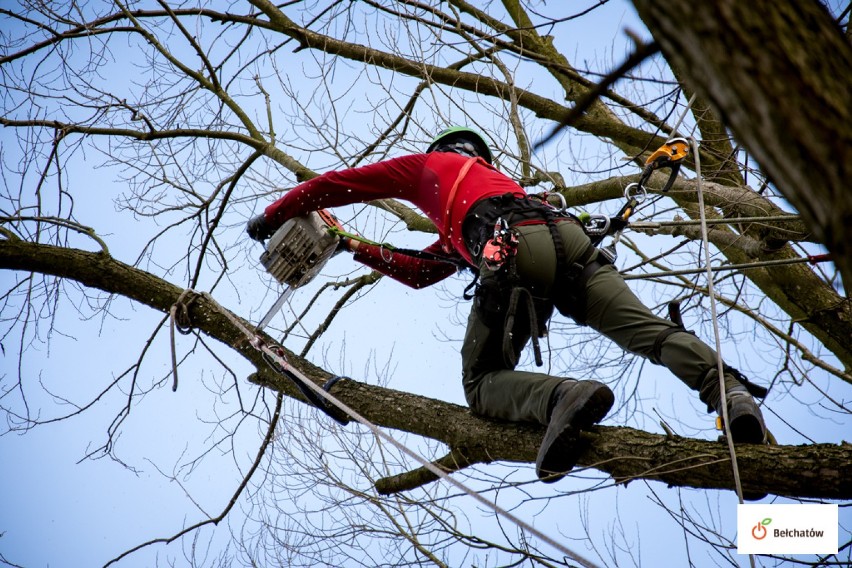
{"left": 690, "top": 137, "right": 749, "bottom": 507}
{"left": 621, "top": 254, "right": 831, "bottom": 280}
{"left": 629, "top": 214, "right": 802, "bottom": 230}
{"left": 175, "top": 290, "right": 603, "bottom": 568}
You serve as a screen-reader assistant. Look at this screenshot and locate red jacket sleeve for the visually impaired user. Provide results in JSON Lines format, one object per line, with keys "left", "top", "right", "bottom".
{"left": 352, "top": 239, "right": 459, "bottom": 289}
{"left": 263, "top": 155, "right": 426, "bottom": 228}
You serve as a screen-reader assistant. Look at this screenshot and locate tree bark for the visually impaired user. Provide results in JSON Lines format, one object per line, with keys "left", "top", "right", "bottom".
{"left": 2, "top": 239, "right": 849, "bottom": 500}
{"left": 631, "top": 0, "right": 852, "bottom": 290}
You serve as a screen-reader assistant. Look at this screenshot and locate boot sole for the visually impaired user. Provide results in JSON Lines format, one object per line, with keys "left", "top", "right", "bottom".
{"left": 729, "top": 414, "right": 765, "bottom": 444}
{"left": 728, "top": 395, "right": 767, "bottom": 444}
{"left": 537, "top": 385, "right": 615, "bottom": 483}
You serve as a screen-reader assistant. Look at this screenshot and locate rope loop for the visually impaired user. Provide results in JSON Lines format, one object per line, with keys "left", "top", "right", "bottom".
{"left": 168, "top": 289, "right": 201, "bottom": 392}
{"left": 171, "top": 289, "right": 198, "bottom": 335}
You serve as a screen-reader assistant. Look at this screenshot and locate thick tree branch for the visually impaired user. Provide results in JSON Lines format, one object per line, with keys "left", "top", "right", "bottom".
{"left": 1, "top": 238, "right": 849, "bottom": 500}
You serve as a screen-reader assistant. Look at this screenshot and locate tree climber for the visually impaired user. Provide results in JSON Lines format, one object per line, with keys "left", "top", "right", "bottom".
{"left": 247, "top": 126, "right": 769, "bottom": 482}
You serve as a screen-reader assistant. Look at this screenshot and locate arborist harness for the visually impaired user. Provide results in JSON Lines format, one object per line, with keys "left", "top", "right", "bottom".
{"left": 462, "top": 191, "right": 580, "bottom": 368}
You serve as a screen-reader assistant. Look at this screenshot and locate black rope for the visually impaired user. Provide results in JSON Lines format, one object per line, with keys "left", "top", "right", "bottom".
{"left": 261, "top": 349, "right": 351, "bottom": 426}
{"left": 169, "top": 290, "right": 200, "bottom": 392}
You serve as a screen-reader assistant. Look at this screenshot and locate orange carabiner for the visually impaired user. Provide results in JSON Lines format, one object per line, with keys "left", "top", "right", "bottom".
{"left": 639, "top": 137, "right": 690, "bottom": 192}
{"left": 645, "top": 137, "right": 689, "bottom": 170}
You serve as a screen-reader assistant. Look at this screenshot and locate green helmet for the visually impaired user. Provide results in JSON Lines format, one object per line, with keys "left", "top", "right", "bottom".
{"left": 426, "top": 126, "right": 493, "bottom": 164}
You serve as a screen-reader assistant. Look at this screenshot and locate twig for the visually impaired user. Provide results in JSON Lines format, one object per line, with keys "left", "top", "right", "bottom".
{"left": 536, "top": 37, "right": 659, "bottom": 148}
{"left": 103, "top": 393, "right": 284, "bottom": 567}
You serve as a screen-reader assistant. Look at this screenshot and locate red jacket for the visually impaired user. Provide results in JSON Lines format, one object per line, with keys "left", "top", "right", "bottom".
{"left": 264, "top": 152, "right": 525, "bottom": 288}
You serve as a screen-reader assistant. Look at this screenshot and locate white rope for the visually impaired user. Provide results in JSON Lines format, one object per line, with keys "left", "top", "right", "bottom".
{"left": 690, "top": 138, "right": 749, "bottom": 507}
{"left": 198, "top": 291, "right": 603, "bottom": 568}
{"left": 629, "top": 214, "right": 801, "bottom": 229}
{"left": 671, "top": 92, "right": 697, "bottom": 137}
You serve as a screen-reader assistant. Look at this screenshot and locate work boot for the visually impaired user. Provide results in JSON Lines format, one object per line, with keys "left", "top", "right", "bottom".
{"left": 700, "top": 369, "right": 767, "bottom": 444}
{"left": 536, "top": 380, "right": 614, "bottom": 483}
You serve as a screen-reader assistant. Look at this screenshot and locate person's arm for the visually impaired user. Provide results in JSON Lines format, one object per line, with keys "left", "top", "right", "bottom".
{"left": 351, "top": 239, "right": 459, "bottom": 289}
{"left": 263, "top": 155, "right": 427, "bottom": 229}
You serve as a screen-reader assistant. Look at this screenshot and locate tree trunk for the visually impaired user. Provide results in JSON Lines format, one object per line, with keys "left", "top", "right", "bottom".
{"left": 631, "top": 0, "right": 852, "bottom": 290}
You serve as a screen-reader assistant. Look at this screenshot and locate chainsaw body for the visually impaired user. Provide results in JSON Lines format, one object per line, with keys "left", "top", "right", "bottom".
{"left": 259, "top": 210, "right": 340, "bottom": 288}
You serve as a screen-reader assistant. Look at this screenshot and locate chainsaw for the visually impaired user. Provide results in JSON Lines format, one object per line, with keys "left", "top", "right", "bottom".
{"left": 255, "top": 209, "right": 342, "bottom": 332}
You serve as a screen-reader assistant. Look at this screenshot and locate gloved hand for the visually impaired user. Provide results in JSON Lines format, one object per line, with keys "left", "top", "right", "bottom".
{"left": 335, "top": 236, "right": 358, "bottom": 255}
{"left": 246, "top": 214, "right": 274, "bottom": 243}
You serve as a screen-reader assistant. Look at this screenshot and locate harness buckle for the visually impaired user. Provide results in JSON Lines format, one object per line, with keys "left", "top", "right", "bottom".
{"left": 481, "top": 218, "right": 518, "bottom": 271}
{"left": 581, "top": 214, "right": 611, "bottom": 237}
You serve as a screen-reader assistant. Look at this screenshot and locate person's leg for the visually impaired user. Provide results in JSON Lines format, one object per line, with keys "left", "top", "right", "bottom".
{"left": 583, "top": 264, "right": 714, "bottom": 385}
{"left": 461, "top": 303, "right": 614, "bottom": 481}
{"left": 460, "top": 282, "right": 561, "bottom": 425}
{"left": 461, "top": 222, "right": 614, "bottom": 482}
{"left": 462, "top": 224, "right": 595, "bottom": 424}
{"left": 581, "top": 263, "right": 767, "bottom": 442}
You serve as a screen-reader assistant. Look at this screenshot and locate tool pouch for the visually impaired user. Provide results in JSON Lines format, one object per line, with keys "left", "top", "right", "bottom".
{"left": 473, "top": 270, "right": 512, "bottom": 329}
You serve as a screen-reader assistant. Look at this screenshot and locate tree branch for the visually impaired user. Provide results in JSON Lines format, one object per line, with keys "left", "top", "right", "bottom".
{"left": 2, "top": 238, "right": 850, "bottom": 500}
{"left": 631, "top": 0, "right": 852, "bottom": 289}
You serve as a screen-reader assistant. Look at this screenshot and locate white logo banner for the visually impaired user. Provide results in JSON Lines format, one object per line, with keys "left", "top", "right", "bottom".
{"left": 737, "top": 504, "right": 838, "bottom": 554}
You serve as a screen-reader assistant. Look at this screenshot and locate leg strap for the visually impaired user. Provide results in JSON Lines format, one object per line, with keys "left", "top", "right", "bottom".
{"left": 503, "top": 286, "right": 544, "bottom": 368}
{"left": 725, "top": 365, "right": 769, "bottom": 399}
{"left": 651, "top": 300, "right": 695, "bottom": 364}
{"left": 698, "top": 364, "right": 769, "bottom": 412}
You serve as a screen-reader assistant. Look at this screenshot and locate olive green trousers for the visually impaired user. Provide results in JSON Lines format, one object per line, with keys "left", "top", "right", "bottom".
{"left": 461, "top": 221, "right": 720, "bottom": 425}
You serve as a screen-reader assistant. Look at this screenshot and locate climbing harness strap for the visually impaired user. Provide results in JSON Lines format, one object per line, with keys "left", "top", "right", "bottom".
{"left": 441, "top": 156, "right": 480, "bottom": 253}
{"left": 650, "top": 300, "right": 695, "bottom": 365}
{"left": 578, "top": 136, "right": 690, "bottom": 255}
{"left": 503, "top": 287, "right": 544, "bottom": 367}
{"left": 256, "top": 339, "right": 351, "bottom": 425}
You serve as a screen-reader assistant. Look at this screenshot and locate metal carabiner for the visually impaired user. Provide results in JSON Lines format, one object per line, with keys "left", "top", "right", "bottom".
{"left": 582, "top": 214, "right": 611, "bottom": 237}
{"left": 624, "top": 182, "right": 648, "bottom": 204}
{"left": 549, "top": 192, "right": 567, "bottom": 213}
